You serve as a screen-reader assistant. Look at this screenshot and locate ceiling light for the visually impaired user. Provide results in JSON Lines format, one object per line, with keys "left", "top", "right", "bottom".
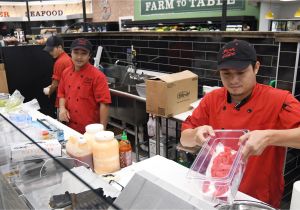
{"left": 295, "top": 8, "right": 300, "bottom": 17}
{"left": 265, "top": 10, "right": 274, "bottom": 19}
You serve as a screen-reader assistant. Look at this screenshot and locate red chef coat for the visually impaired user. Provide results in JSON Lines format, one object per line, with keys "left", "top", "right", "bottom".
{"left": 52, "top": 52, "right": 73, "bottom": 107}
{"left": 182, "top": 83, "right": 300, "bottom": 208}
{"left": 57, "top": 62, "right": 111, "bottom": 133}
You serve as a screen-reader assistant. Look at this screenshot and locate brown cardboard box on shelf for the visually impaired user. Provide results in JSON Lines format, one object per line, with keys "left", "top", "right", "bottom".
{"left": 146, "top": 70, "right": 198, "bottom": 118}
{"left": 0, "top": 64, "right": 9, "bottom": 93}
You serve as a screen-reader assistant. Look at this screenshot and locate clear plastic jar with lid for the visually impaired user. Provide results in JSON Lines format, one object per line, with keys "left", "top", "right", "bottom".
{"left": 93, "top": 131, "right": 120, "bottom": 174}
{"left": 83, "top": 124, "right": 104, "bottom": 146}
{"left": 66, "top": 136, "right": 94, "bottom": 170}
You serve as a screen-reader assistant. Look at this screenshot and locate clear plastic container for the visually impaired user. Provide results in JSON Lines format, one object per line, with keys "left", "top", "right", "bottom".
{"left": 83, "top": 123, "right": 104, "bottom": 146}
{"left": 93, "top": 131, "right": 120, "bottom": 174}
{"left": 187, "top": 129, "right": 248, "bottom": 205}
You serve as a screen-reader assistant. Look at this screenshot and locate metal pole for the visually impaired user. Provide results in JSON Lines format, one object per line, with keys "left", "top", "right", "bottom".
{"left": 82, "top": 0, "right": 87, "bottom": 32}
{"left": 221, "top": 0, "right": 227, "bottom": 31}
{"left": 155, "top": 116, "right": 160, "bottom": 155}
{"left": 25, "top": 0, "right": 32, "bottom": 34}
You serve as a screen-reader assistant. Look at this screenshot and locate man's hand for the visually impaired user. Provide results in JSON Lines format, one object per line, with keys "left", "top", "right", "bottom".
{"left": 239, "top": 130, "right": 271, "bottom": 161}
{"left": 194, "top": 125, "right": 215, "bottom": 146}
{"left": 59, "top": 107, "right": 70, "bottom": 122}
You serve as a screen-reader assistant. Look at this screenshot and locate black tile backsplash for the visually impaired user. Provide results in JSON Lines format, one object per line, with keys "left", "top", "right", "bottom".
{"left": 254, "top": 45, "right": 278, "bottom": 56}
{"left": 279, "top": 52, "right": 297, "bottom": 67}
{"left": 258, "top": 66, "right": 276, "bottom": 77}
{"left": 149, "top": 41, "right": 169, "bottom": 49}
{"left": 206, "top": 52, "right": 218, "bottom": 61}
{"left": 193, "top": 42, "right": 220, "bottom": 52}
{"left": 132, "top": 40, "right": 149, "bottom": 48}
{"left": 159, "top": 49, "right": 180, "bottom": 57}
{"left": 169, "top": 41, "right": 192, "bottom": 50}
{"left": 281, "top": 43, "right": 298, "bottom": 52}
{"left": 159, "top": 63, "right": 180, "bottom": 73}
{"left": 277, "top": 81, "right": 293, "bottom": 92}
{"left": 140, "top": 48, "right": 158, "bottom": 55}
{"left": 257, "top": 55, "right": 273, "bottom": 66}
{"left": 277, "top": 67, "right": 296, "bottom": 82}
{"left": 169, "top": 57, "right": 192, "bottom": 67}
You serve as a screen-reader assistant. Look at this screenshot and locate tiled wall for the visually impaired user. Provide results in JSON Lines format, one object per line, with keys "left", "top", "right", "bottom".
{"left": 62, "top": 33, "right": 300, "bottom": 206}
{"left": 93, "top": 35, "right": 280, "bottom": 95}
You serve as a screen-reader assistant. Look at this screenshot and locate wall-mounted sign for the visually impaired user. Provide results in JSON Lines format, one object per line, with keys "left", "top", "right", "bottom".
{"left": 0, "top": 11, "right": 9, "bottom": 17}
{"left": 26, "top": 10, "right": 63, "bottom": 17}
{"left": 0, "top": 0, "right": 92, "bottom": 21}
{"left": 141, "top": 0, "right": 245, "bottom": 15}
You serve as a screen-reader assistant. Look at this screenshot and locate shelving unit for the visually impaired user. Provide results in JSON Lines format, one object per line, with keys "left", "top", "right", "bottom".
{"left": 269, "top": 19, "right": 300, "bottom": 31}
{"left": 121, "top": 16, "right": 257, "bottom": 31}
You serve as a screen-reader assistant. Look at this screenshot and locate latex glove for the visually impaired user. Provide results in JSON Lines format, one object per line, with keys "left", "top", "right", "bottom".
{"left": 43, "top": 85, "right": 51, "bottom": 95}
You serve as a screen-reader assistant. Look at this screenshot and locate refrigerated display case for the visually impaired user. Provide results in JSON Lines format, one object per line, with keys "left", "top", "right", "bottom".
{"left": 270, "top": 19, "right": 300, "bottom": 31}
{"left": 0, "top": 113, "right": 119, "bottom": 209}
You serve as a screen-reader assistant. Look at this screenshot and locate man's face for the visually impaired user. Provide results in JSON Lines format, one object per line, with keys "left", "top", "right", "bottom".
{"left": 49, "top": 46, "right": 60, "bottom": 59}
{"left": 71, "top": 49, "right": 90, "bottom": 69}
{"left": 220, "top": 62, "right": 260, "bottom": 99}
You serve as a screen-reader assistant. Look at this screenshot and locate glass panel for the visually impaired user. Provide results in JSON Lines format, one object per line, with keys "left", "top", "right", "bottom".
{"left": 0, "top": 113, "right": 120, "bottom": 209}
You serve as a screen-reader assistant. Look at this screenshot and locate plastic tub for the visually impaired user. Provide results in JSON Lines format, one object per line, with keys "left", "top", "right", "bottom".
{"left": 187, "top": 130, "right": 248, "bottom": 205}
{"left": 136, "top": 83, "right": 146, "bottom": 98}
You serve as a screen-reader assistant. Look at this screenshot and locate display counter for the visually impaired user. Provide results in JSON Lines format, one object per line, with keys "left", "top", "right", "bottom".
{"left": 0, "top": 108, "right": 259, "bottom": 209}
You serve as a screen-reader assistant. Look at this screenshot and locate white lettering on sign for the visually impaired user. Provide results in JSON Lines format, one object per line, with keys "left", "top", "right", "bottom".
{"left": 143, "top": 0, "right": 239, "bottom": 13}
{"left": 216, "top": 0, "right": 222, "bottom": 5}
{"left": 207, "top": 0, "right": 214, "bottom": 6}
{"left": 26, "top": 10, "right": 63, "bottom": 17}
{"left": 197, "top": 0, "right": 205, "bottom": 7}
{"left": 145, "top": 0, "right": 174, "bottom": 11}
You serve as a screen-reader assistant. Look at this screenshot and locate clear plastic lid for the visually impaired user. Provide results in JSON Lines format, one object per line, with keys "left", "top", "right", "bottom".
{"left": 95, "top": 131, "right": 114, "bottom": 142}
{"left": 85, "top": 124, "right": 104, "bottom": 134}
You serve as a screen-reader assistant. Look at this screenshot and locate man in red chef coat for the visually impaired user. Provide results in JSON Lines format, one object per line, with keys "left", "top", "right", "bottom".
{"left": 181, "top": 39, "right": 300, "bottom": 208}
{"left": 57, "top": 38, "right": 111, "bottom": 133}
{"left": 43, "top": 36, "right": 73, "bottom": 116}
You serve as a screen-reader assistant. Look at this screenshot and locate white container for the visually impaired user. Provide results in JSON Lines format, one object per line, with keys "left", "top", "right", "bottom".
{"left": 83, "top": 124, "right": 104, "bottom": 146}
{"left": 93, "top": 131, "right": 120, "bottom": 174}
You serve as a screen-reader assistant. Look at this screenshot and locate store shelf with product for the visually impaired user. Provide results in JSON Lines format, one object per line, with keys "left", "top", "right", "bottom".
{"left": 120, "top": 16, "right": 257, "bottom": 32}
{"left": 269, "top": 19, "right": 300, "bottom": 32}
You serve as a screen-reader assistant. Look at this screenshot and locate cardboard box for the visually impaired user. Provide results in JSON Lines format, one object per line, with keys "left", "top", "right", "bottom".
{"left": 146, "top": 70, "right": 198, "bottom": 117}
{"left": 0, "top": 64, "right": 9, "bottom": 93}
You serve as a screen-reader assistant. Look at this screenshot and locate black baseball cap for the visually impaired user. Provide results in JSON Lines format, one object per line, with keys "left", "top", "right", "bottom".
{"left": 217, "top": 40, "right": 257, "bottom": 71}
{"left": 70, "top": 38, "right": 92, "bottom": 53}
{"left": 43, "top": 36, "right": 63, "bottom": 52}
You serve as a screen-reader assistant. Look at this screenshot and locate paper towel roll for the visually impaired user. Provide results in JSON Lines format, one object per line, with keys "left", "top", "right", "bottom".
{"left": 290, "top": 181, "right": 300, "bottom": 210}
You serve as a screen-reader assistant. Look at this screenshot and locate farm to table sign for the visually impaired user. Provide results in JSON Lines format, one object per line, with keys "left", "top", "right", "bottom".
{"left": 141, "top": 0, "right": 245, "bottom": 15}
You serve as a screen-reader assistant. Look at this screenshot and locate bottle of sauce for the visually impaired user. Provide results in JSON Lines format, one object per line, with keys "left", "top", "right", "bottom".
{"left": 119, "top": 130, "right": 132, "bottom": 168}
{"left": 93, "top": 131, "right": 120, "bottom": 174}
{"left": 66, "top": 136, "right": 94, "bottom": 170}
{"left": 83, "top": 124, "right": 104, "bottom": 146}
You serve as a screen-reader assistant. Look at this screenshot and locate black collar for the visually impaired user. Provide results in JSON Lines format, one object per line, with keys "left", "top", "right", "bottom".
{"left": 227, "top": 92, "right": 251, "bottom": 109}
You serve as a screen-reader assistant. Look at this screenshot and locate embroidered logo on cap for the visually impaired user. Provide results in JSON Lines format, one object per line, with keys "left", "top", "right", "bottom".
{"left": 78, "top": 39, "right": 87, "bottom": 46}
{"left": 222, "top": 47, "right": 236, "bottom": 59}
